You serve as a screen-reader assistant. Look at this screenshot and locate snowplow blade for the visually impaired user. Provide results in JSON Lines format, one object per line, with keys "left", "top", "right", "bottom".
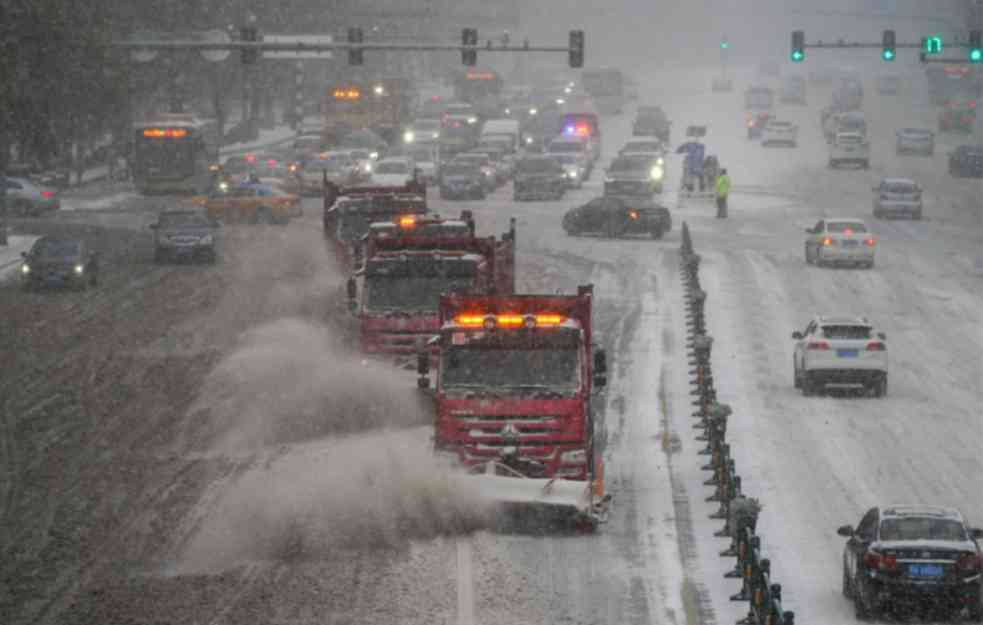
{"left": 451, "top": 462, "right": 611, "bottom": 529}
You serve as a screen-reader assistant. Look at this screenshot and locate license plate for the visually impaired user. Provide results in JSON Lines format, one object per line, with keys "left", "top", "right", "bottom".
{"left": 841, "top": 240, "right": 858, "bottom": 248}
{"left": 908, "top": 563, "right": 944, "bottom": 578}
{"left": 837, "top": 349, "right": 858, "bottom": 358}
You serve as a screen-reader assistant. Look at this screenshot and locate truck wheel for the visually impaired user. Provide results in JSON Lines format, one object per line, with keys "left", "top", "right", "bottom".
{"left": 801, "top": 373, "right": 816, "bottom": 396}
{"left": 805, "top": 243, "right": 813, "bottom": 264}
{"left": 968, "top": 603, "right": 982, "bottom": 623}
{"left": 871, "top": 375, "right": 887, "bottom": 398}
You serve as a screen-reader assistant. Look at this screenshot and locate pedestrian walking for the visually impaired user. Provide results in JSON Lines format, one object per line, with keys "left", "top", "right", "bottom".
{"left": 715, "top": 168, "right": 731, "bottom": 219}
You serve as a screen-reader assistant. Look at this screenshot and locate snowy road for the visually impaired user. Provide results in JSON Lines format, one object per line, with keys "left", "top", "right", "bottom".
{"left": 1, "top": 59, "right": 980, "bottom": 625}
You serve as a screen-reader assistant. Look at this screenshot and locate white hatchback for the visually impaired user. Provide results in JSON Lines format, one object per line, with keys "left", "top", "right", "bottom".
{"left": 761, "top": 120, "right": 798, "bottom": 147}
{"left": 792, "top": 316, "right": 888, "bottom": 397}
{"left": 804, "top": 218, "right": 876, "bottom": 268}
{"left": 829, "top": 131, "right": 870, "bottom": 168}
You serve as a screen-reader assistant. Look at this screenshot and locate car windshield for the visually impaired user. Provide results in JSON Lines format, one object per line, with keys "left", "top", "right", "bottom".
{"left": 442, "top": 164, "right": 476, "bottom": 176}
{"left": 610, "top": 157, "right": 649, "bottom": 172}
{"left": 518, "top": 159, "right": 557, "bottom": 173}
{"left": 624, "top": 142, "right": 661, "bottom": 152}
{"left": 883, "top": 181, "right": 916, "bottom": 193}
{"left": 821, "top": 325, "right": 871, "bottom": 340}
{"left": 159, "top": 214, "right": 211, "bottom": 228}
{"left": 441, "top": 345, "right": 580, "bottom": 392}
{"left": 548, "top": 142, "right": 584, "bottom": 153}
{"left": 901, "top": 128, "right": 930, "bottom": 136}
{"left": 827, "top": 222, "right": 867, "bottom": 233}
{"left": 34, "top": 239, "right": 80, "bottom": 257}
{"left": 879, "top": 517, "right": 968, "bottom": 542}
{"left": 375, "top": 162, "right": 408, "bottom": 175}
{"left": 552, "top": 155, "right": 578, "bottom": 165}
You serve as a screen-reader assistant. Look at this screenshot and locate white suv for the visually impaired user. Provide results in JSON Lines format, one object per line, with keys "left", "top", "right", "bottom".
{"left": 829, "top": 131, "right": 870, "bottom": 169}
{"left": 761, "top": 120, "right": 798, "bottom": 147}
{"left": 804, "top": 218, "right": 876, "bottom": 269}
{"left": 792, "top": 316, "right": 888, "bottom": 397}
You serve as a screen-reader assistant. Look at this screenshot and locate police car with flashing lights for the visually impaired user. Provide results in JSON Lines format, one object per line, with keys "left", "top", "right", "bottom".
{"left": 792, "top": 315, "right": 888, "bottom": 397}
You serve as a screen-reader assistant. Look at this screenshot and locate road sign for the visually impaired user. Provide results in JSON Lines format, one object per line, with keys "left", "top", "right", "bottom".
{"left": 199, "top": 30, "right": 231, "bottom": 62}
{"left": 262, "top": 35, "right": 334, "bottom": 59}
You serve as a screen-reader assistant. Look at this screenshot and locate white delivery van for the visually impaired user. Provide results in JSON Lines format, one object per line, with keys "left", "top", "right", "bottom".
{"left": 480, "top": 119, "right": 521, "bottom": 154}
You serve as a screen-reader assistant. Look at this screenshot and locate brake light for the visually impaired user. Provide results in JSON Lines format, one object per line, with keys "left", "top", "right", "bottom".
{"left": 864, "top": 550, "right": 899, "bottom": 572}
{"left": 267, "top": 159, "right": 277, "bottom": 167}
{"left": 822, "top": 237, "right": 834, "bottom": 246}
{"left": 864, "top": 237, "right": 876, "bottom": 246}
{"left": 41, "top": 191, "right": 54, "bottom": 199}
{"left": 399, "top": 215, "right": 416, "bottom": 228}
{"left": 957, "top": 553, "right": 983, "bottom": 573}
{"left": 843, "top": 228, "right": 854, "bottom": 235}
{"left": 628, "top": 210, "right": 639, "bottom": 220}
{"left": 865, "top": 341, "right": 886, "bottom": 351}
{"left": 807, "top": 341, "right": 830, "bottom": 350}
{"left": 245, "top": 153, "right": 256, "bottom": 163}
{"left": 963, "top": 115, "right": 973, "bottom": 124}
{"left": 970, "top": 100, "right": 978, "bottom": 110}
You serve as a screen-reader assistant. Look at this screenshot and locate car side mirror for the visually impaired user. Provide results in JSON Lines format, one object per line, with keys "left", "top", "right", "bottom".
{"left": 877, "top": 332, "right": 886, "bottom": 340}
{"left": 970, "top": 528, "right": 983, "bottom": 540}
{"left": 20, "top": 251, "right": 28, "bottom": 259}
{"left": 792, "top": 331, "right": 803, "bottom": 340}
{"left": 149, "top": 223, "right": 159, "bottom": 230}
{"left": 837, "top": 525, "right": 855, "bottom": 537}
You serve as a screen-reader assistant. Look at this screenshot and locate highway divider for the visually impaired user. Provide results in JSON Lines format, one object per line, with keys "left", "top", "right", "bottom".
{"left": 679, "top": 221, "right": 795, "bottom": 625}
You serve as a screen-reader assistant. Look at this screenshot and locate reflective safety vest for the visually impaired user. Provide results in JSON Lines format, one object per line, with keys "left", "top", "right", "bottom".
{"left": 715, "top": 174, "right": 731, "bottom": 198}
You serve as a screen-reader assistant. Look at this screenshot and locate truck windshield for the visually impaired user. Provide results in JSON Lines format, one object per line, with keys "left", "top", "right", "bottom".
{"left": 365, "top": 276, "right": 475, "bottom": 312}
{"left": 441, "top": 345, "right": 580, "bottom": 393}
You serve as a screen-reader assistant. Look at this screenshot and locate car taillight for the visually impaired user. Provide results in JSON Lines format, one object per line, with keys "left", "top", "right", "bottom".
{"left": 864, "top": 237, "right": 876, "bottom": 246}
{"left": 41, "top": 191, "right": 54, "bottom": 198}
{"left": 963, "top": 116, "right": 973, "bottom": 124}
{"left": 864, "top": 550, "right": 899, "bottom": 572}
{"left": 957, "top": 553, "right": 983, "bottom": 573}
{"left": 865, "top": 341, "right": 886, "bottom": 351}
{"left": 807, "top": 341, "right": 830, "bottom": 350}
{"left": 822, "top": 237, "right": 834, "bottom": 246}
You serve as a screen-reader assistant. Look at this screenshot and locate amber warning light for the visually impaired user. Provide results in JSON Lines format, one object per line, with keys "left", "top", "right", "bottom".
{"left": 455, "top": 313, "right": 565, "bottom": 329}
{"left": 333, "top": 88, "right": 361, "bottom": 100}
{"left": 143, "top": 128, "right": 188, "bottom": 138}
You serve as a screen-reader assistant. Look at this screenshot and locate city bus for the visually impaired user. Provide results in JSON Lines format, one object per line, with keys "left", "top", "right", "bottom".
{"left": 452, "top": 69, "right": 504, "bottom": 119}
{"left": 322, "top": 79, "right": 410, "bottom": 145}
{"left": 132, "top": 114, "right": 220, "bottom": 195}
{"left": 580, "top": 68, "right": 626, "bottom": 115}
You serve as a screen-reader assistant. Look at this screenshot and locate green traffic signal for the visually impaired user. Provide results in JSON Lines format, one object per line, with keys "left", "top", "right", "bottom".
{"left": 791, "top": 30, "right": 805, "bottom": 62}
{"left": 972, "top": 48, "right": 983, "bottom": 63}
{"left": 882, "top": 49, "right": 895, "bottom": 61}
{"left": 924, "top": 35, "right": 943, "bottom": 55}
{"left": 720, "top": 41, "right": 729, "bottom": 50}
{"left": 971, "top": 30, "right": 982, "bottom": 63}
{"left": 791, "top": 50, "right": 804, "bottom": 62}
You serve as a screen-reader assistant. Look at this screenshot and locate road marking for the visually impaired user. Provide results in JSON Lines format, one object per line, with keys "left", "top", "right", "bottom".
{"left": 456, "top": 537, "right": 475, "bottom": 625}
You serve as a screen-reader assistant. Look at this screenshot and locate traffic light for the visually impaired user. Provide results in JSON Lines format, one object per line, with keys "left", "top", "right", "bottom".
{"left": 240, "top": 25, "right": 258, "bottom": 64}
{"left": 971, "top": 30, "right": 982, "bottom": 64}
{"left": 923, "top": 35, "right": 943, "bottom": 55}
{"left": 462, "top": 28, "right": 477, "bottom": 66}
{"left": 881, "top": 29, "right": 896, "bottom": 61}
{"left": 348, "top": 27, "right": 363, "bottom": 65}
{"left": 791, "top": 30, "right": 805, "bottom": 62}
{"left": 720, "top": 39, "right": 730, "bottom": 50}
{"left": 569, "top": 30, "right": 584, "bottom": 68}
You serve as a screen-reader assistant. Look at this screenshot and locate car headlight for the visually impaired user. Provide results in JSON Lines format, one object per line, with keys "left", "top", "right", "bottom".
{"left": 74, "top": 264, "right": 84, "bottom": 274}
{"left": 525, "top": 136, "right": 533, "bottom": 144}
{"left": 403, "top": 131, "right": 415, "bottom": 143}
{"left": 364, "top": 163, "right": 373, "bottom": 173}
{"left": 529, "top": 107, "right": 538, "bottom": 115}
{"left": 467, "top": 116, "right": 477, "bottom": 124}
{"left": 218, "top": 181, "right": 229, "bottom": 192}
{"left": 199, "top": 234, "right": 214, "bottom": 245}
{"left": 656, "top": 157, "right": 665, "bottom": 166}
{"left": 432, "top": 131, "right": 440, "bottom": 139}
{"left": 21, "top": 264, "right": 30, "bottom": 274}
{"left": 504, "top": 108, "right": 511, "bottom": 115}
{"left": 369, "top": 152, "right": 379, "bottom": 160}
{"left": 650, "top": 165, "right": 664, "bottom": 181}
{"left": 567, "top": 170, "right": 578, "bottom": 179}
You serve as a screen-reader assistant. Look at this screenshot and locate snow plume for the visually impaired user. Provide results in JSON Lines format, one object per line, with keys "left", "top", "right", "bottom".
{"left": 176, "top": 432, "right": 492, "bottom": 572}
{"left": 187, "top": 317, "right": 429, "bottom": 452}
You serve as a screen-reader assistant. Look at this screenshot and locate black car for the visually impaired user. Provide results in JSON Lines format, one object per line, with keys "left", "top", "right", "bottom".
{"left": 633, "top": 106, "right": 671, "bottom": 142}
{"left": 438, "top": 162, "right": 485, "bottom": 200}
{"left": 949, "top": 145, "right": 983, "bottom": 178}
{"left": 20, "top": 236, "right": 99, "bottom": 290}
{"left": 838, "top": 505, "right": 983, "bottom": 622}
{"left": 150, "top": 210, "right": 220, "bottom": 264}
{"left": 513, "top": 156, "right": 567, "bottom": 201}
{"left": 604, "top": 155, "right": 661, "bottom": 196}
{"left": 563, "top": 196, "right": 672, "bottom": 240}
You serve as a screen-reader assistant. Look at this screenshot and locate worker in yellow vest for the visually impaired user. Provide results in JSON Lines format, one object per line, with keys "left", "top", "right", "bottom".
{"left": 715, "top": 168, "right": 731, "bottom": 219}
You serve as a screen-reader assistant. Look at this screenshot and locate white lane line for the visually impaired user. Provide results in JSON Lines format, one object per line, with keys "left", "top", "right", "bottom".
{"left": 456, "top": 537, "right": 475, "bottom": 625}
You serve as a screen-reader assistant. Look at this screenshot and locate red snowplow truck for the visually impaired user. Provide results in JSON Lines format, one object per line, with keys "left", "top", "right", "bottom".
{"left": 346, "top": 212, "right": 516, "bottom": 357}
{"left": 323, "top": 181, "right": 428, "bottom": 272}
{"left": 417, "top": 285, "right": 611, "bottom": 528}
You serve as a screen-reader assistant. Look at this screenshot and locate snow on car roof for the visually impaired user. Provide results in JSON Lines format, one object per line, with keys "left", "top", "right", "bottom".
{"left": 881, "top": 177, "right": 916, "bottom": 185}
{"left": 826, "top": 218, "right": 866, "bottom": 224}
{"left": 818, "top": 315, "right": 870, "bottom": 326}
{"left": 882, "top": 505, "right": 962, "bottom": 520}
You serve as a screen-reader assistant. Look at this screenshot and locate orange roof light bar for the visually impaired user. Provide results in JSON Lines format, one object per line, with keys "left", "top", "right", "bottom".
{"left": 453, "top": 313, "right": 566, "bottom": 328}
{"left": 399, "top": 215, "right": 417, "bottom": 228}
{"left": 142, "top": 128, "right": 188, "bottom": 138}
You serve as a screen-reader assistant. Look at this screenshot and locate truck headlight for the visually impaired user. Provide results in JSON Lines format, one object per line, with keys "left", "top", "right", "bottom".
{"left": 567, "top": 170, "right": 578, "bottom": 179}
{"left": 74, "top": 264, "right": 84, "bottom": 274}
{"left": 650, "top": 165, "right": 664, "bottom": 181}
{"left": 21, "top": 264, "right": 30, "bottom": 275}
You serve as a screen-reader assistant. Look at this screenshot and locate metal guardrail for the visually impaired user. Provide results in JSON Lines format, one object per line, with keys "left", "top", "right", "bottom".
{"left": 679, "top": 221, "right": 795, "bottom": 625}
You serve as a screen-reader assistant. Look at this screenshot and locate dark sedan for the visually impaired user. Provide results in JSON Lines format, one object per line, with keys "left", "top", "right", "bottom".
{"left": 839, "top": 505, "right": 983, "bottom": 622}
{"left": 949, "top": 145, "right": 983, "bottom": 178}
{"left": 438, "top": 162, "right": 486, "bottom": 200}
{"left": 20, "top": 236, "right": 99, "bottom": 290}
{"left": 563, "top": 196, "right": 672, "bottom": 240}
{"left": 150, "top": 210, "right": 220, "bottom": 264}
{"left": 513, "top": 156, "right": 567, "bottom": 201}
